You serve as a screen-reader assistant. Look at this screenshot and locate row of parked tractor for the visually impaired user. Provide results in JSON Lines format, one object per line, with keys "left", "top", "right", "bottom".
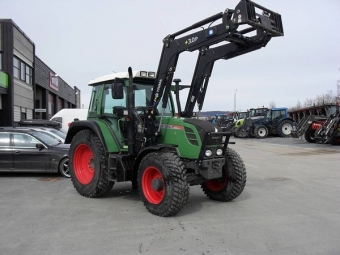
{"left": 210, "top": 105, "right": 340, "bottom": 145}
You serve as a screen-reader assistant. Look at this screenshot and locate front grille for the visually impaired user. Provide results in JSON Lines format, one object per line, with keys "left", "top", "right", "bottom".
{"left": 184, "top": 127, "right": 199, "bottom": 146}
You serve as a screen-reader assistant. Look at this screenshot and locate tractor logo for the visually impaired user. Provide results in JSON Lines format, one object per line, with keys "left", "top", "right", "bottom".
{"left": 185, "top": 37, "right": 198, "bottom": 45}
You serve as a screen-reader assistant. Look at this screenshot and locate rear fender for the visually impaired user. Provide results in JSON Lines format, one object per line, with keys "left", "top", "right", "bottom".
{"left": 65, "top": 120, "right": 108, "bottom": 152}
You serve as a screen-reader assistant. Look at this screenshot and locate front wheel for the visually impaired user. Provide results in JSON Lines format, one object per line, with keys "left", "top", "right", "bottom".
{"left": 278, "top": 120, "right": 293, "bottom": 137}
{"left": 138, "top": 151, "right": 189, "bottom": 217}
{"left": 254, "top": 125, "right": 268, "bottom": 139}
{"left": 69, "top": 129, "right": 114, "bottom": 198}
{"left": 304, "top": 131, "right": 316, "bottom": 143}
{"left": 201, "top": 147, "right": 246, "bottom": 202}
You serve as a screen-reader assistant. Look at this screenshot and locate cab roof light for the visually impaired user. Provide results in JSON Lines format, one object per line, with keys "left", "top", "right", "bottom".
{"left": 148, "top": 72, "right": 156, "bottom": 78}
{"left": 140, "top": 71, "right": 147, "bottom": 77}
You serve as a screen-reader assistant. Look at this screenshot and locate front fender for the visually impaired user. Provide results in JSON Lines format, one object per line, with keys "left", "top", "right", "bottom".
{"left": 134, "top": 144, "right": 177, "bottom": 171}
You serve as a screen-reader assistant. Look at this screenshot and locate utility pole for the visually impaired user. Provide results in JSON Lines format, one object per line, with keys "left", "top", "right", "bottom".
{"left": 234, "top": 89, "right": 237, "bottom": 111}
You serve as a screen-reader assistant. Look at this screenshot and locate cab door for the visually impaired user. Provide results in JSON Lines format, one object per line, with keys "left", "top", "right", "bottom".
{"left": 12, "top": 133, "right": 50, "bottom": 172}
{"left": 0, "top": 132, "right": 13, "bottom": 170}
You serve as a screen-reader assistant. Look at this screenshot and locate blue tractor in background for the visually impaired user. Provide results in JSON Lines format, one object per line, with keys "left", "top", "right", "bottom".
{"left": 252, "top": 107, "right": 295, "bottom": 138}
{"left": 235, "top": 107, "right": 295, "bottom": 139}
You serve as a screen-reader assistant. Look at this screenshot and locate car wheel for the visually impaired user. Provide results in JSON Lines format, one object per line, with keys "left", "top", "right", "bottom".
{"left": 59, "top": 157, "right": 70, "bottom": 178}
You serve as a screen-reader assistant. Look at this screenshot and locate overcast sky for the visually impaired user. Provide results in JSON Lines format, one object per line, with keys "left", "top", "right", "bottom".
{"left": 2, "top": 0, "right": 340, "bottom": 112}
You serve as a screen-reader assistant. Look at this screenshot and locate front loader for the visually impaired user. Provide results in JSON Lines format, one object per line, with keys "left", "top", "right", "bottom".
{"left": 65, "top": 0, "right": 284, "bottom": 216}
{"left": 291, "top": 104, "right": 339, "bottom": 143}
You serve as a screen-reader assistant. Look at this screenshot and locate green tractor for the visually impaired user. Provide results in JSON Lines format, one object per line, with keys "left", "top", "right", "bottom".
{"left": 65, "top": 0, "right": 283, "bottom": 216}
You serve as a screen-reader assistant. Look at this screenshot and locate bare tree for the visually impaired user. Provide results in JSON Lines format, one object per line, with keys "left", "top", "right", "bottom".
{"left": 296, "top": 100, "right": 302, "bottom": 109}
{"left": 269, "top": 100, "right": 276, "bottom": 108}
{"left": 337, "top": 68, "right": 340, "bottom": 97}
{"left": 304, "top": 98, "right": 314, "bottom": 107}
{"left": 291, "top": 68, "right": 340, "bottom": 109}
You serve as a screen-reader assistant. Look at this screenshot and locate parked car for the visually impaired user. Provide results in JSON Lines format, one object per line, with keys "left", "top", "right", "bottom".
{"left": 1, "top": 126, "right": 66, "bottom": 143}
{"left": 0, "top": 127, "right": 70, "bottom": 177}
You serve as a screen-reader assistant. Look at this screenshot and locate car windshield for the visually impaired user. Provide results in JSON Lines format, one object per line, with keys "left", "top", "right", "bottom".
{"left": 30, "top": 131, "right": 61, "bottom": 146}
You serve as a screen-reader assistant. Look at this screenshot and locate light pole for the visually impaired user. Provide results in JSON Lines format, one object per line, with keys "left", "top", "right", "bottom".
{"left": 234, "top": 89, "right": 237, "bottom": 111}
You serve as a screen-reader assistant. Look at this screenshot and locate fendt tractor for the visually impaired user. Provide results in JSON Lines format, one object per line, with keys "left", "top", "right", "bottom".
{"left": 65, "top": 0, "right": 284, "bottom": 216}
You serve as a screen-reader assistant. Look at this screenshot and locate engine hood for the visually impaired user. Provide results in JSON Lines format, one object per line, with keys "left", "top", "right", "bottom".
{"left": 184, "top": 118, "right": 223, "bottom": 143}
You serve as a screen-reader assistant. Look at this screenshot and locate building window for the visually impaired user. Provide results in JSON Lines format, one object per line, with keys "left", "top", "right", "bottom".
{"left": 13, "top": 56, "right": 32, "bottom": 85}
{"left": 20, "top": 62, "right": 25, "bottom": 81}
{"left": 13, "top": 57, "right": 20, "bottom": 79}
{"left": 21, "top": 112, "right": 26, "bottom": 120}
{"left": 26, "top": 65, "right": 32, "bottom": 85}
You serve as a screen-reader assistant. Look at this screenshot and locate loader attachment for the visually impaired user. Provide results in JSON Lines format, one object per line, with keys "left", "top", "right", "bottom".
{"left": 291, "top": 115, "right": 327, "bottom": 138}
{"left": 150, "top": 0, "right": 284, "bottom": 113}
{"left": 235, "top": 0, "right": 284, "bottom": 36}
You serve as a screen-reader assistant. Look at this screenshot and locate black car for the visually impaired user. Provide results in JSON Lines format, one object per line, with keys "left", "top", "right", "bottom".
{"left": 0, "top": 127, "right": 70, "bottom": 177}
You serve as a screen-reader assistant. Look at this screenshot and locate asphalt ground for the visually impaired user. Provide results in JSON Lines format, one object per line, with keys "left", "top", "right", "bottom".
{"left": 0, "top": 137, "right": 339, "bottom": 255}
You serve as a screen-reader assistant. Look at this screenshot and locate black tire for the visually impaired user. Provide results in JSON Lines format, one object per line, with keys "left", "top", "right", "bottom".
{"left": 254, "top": 125, "right": 268, "bottom": 139}
{"left": 59, "top": 157, "right": 70, "bottom": 178}
{"left": 69, "top": 129, "right": 114, "bottom": 198}
{"left": 304, "top": 131, "right": 316, "bottom": 143}
{"left": 278, "top": 120, "right": 293, "bottom": 137}
{"left": 201, "top": 147, "right": 246, "bottom": 202}
{"left": 330, "top": 137, "right": 340, "bottom": 146}
{"left": 234, "top": 126, "right": 248, "bottom": 138}
{"left": 138, "top": 151, "right": 189, "bottom": 217}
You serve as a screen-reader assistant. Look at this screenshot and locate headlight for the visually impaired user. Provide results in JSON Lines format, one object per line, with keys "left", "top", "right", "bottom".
{"left": 216, "top": 149, "right": 223, "bottom": 156}
{"left": 205, "top": 150, "right": 212, "bottom": 157}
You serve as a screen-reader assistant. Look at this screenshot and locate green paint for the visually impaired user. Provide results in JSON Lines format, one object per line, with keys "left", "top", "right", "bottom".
{"left": 92, "top": 119, "right": 126, "bottom": 153}
{"left": 0, "top": 71, "right": 8, "bottom": 89}
{"left": 158, "top": 117, "right": 201, "bottom": 158}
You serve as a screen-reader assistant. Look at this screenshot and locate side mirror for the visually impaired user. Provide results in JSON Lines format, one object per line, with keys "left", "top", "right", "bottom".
{"left": 36, "top": 143, "right": 44, "bottom": 151}
{"left": 111, "top": 79, "right": 124, "bottom": 99}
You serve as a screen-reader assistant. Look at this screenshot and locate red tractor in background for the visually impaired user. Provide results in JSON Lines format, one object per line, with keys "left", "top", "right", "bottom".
{"left": 292, "top": 104, "right": 340, "bottom": 145}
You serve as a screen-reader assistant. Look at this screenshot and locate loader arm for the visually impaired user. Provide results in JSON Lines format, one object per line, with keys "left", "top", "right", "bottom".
{"left": 150, "top": 0, "right": 283, "bottom": 113}
{"left": 182, "top": 30, "right": 268, "bottom": 118}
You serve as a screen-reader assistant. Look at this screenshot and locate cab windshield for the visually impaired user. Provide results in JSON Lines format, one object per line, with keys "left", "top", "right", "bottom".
{"left": 100, "top": 82, "right": 173, "bottom": 116}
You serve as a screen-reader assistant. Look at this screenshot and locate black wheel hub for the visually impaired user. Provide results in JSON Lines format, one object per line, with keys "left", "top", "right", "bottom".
{"left": 151, "top": 178, "right": 164, "bottom": 191}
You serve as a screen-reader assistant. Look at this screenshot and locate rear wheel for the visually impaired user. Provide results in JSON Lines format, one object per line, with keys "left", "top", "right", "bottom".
{"left": 330, "top": 137, "right": 340, "bottom": 145}
{"left": 69, "top": 130, "right": 114, "bottom": 198}
{"left": 278, "top": 120, "right": 293, "bottom": 137}
{"left": 59, "top": 157, "right": 70, "bottom": 178}
{"left": 201, "top": 147, "right": 246, "bottom": 202}
{"left": 138, "top": 151, "right": 189, "bottom": 217}
{"left": 254, "top": 125, "right": 268, "bottom": 139}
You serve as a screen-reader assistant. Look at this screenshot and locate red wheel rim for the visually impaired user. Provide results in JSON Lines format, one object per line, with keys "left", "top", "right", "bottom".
{"left": 73, "top": 144, "right": 95, "bottom": 185}
{"left": 142, "top": 166, "right": 164, "bottom": 204}
{"left": 205, "top": 175, "right": 227, "bottom": 192}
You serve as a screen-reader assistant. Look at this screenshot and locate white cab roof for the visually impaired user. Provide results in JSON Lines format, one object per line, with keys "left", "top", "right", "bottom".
{"left": 89, "top": 71, "right": 156, "bottom": 85}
